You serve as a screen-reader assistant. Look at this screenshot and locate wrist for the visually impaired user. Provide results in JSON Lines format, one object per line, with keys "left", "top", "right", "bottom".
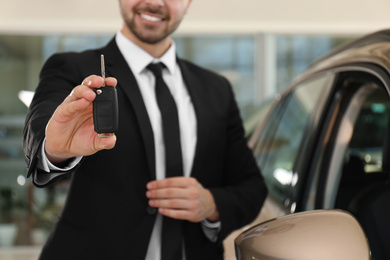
{"left": 207, "top": 211, "right": 220, "bottom": 222}
{"left": 205, "top": 189, "right": 220, "bottom": 222}
{"left": 44, "top": 144, "right": 74, "bottom": 167}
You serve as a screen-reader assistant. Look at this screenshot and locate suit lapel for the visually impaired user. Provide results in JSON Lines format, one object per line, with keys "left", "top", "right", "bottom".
{"left": 178, "top": 59, "right": 210, "bottom": 178}
{"left": 96, "top": 40, "right": 209, "bottom": 180}
{"left": 101, "top": 39, "right": 156, "bottom": 180}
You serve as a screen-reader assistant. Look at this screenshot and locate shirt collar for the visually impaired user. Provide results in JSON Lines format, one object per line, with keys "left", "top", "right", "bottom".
{"left": 115, "top": 31, "right": 177, "bottom": 75}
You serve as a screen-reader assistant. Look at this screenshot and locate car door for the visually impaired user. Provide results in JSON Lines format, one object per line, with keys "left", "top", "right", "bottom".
{"left": 303, "top": 66, "right": 390, "bottom": 260}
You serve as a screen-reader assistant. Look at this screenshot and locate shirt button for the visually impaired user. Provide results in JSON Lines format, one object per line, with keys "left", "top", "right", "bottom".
{"left": 147, "top": 206, "right": 157, "bottom": 215}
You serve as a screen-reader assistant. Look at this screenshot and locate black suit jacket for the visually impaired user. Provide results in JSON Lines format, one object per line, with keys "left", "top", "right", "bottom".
{"left": 23, "top": 38, "right": 267, "bottom": 260}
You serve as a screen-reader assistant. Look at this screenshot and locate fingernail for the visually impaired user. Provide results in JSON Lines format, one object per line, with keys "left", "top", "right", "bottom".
{"left": 84, "top": 79, "right": 92, "bottom": 86}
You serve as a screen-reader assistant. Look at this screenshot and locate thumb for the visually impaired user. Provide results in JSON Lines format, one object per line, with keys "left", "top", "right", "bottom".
{"left": 95, "top": 135, "right": 117, "bottom": 151}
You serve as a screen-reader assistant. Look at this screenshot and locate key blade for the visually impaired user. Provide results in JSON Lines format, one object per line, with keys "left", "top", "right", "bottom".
{"left": 101, "top": 54, "right": 106, "bottom": 87}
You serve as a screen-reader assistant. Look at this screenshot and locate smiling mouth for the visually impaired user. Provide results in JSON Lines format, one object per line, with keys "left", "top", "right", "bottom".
{"left": 140, "top": 13, "right": 164, "bottom": 22}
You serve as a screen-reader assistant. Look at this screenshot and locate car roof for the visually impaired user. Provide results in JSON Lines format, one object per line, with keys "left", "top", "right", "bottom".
{"left": 318, "top": 29, "right": 390, "bottom": 62}
{"left": 294, "top": 29, "right": 390, "bottom": 83}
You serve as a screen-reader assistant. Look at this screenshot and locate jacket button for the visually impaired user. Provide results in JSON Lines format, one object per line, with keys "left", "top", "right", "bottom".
{"left": 147, "top": 206, "right": 157, "bottom": 215}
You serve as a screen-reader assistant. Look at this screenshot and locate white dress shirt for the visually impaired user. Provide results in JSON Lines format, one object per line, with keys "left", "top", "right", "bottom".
{"left": 39, "top": 31, "right": 220, "bottom": 260}
{"left": 116, "top": 32, "right": 198, "bottom": 260}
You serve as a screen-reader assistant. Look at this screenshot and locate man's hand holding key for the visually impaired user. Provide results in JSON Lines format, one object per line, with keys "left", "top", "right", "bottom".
{"left": 44, "top": 75, "right": 117, "bottom": 166}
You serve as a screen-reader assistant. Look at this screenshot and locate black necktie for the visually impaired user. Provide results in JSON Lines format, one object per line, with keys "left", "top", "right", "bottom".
{"left": 147, "top": 63, "right": 183, "bottom": 260}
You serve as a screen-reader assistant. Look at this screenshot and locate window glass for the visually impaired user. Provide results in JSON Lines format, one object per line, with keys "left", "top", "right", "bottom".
{"left": 254, "top": 75, "right": 329, "bottom": 210}
{"left": 275, "top": 35, "right": 351, "bottom": 92}
{"left": 302, "top": 77, "right": 390, "bottom": 213}
{"left": 347, "top": 89, "right": 389, "bottom": 172}
{"left": 0, "top": 35, "right": 38, "bottom": 247}
{"left": 175, "top": 35, "right": 256, "bottom": 119}
{"left": 333, "top": 85, "right": 390, "bottom": 209}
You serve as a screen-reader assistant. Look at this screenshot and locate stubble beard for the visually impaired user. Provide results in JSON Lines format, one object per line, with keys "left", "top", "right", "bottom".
{"left": 125, "top": 19, "right": 171, "bottom": 44}
{"left": 121, "top": 8, "right": 182, "bottom": 45}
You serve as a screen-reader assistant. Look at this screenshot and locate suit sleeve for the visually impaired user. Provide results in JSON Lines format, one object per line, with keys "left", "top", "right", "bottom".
{"left": 23, "top": 53, "right": 85, "bottom": 187}
{"left": 208, "top": 78, "right": 268, "bottom": 243}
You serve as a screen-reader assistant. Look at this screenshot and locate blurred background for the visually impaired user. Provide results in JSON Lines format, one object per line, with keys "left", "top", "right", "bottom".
{"left": 1, "top": 0, "right": 390, "bottom": 258}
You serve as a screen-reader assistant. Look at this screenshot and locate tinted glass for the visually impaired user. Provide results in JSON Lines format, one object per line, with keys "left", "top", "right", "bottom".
{"left": 254, "top": 75, "right": 329, "bottom": 210}
{"left": 335, "top": 85, "right": 390, "bottom": 209}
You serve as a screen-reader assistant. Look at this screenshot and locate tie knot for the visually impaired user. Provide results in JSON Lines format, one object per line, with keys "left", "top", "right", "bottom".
{"left": 147, "top": 62, "right": 165, "bottom": 78}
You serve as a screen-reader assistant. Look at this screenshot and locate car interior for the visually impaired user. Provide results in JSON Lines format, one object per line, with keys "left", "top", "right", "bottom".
{"left": 332, "top": 78, "right": 390, "bottom": 260}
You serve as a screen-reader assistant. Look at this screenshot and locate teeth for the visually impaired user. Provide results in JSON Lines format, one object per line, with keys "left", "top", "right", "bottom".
{"left": 140, "top": 13, "right": 162, "bottom": 22}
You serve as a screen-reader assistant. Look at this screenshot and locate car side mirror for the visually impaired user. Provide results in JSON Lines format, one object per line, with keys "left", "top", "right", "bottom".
{"left": 235, "top": 209, "right": 370, "bottom": 260}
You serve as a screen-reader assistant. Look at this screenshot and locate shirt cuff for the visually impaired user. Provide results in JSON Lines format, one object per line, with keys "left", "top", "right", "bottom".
{"left": 39, "top": 138, "right": 83, "bottom": 172}
{"left": 201, "top": 219, "right": 221, "bottom": 243}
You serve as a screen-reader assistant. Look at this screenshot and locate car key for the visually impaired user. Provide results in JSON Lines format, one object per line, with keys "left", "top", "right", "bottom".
{"left": 93, "top": 54, "right": 119, "bottom": 137}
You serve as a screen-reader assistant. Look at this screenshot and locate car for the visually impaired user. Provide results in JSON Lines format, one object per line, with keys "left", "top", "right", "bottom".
{"left": 225, "top": 29, "right": 390, "bottom": 260}
{"left": 243, "top": 97, "right": 274, "bottom": 138}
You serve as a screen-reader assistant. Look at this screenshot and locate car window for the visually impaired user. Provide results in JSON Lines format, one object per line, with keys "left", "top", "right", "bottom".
{"left": 254, "top": 74, "right": 331, "bottom": 212}
{"left": 324, "top": 83, "right": 390, "bottom": 209}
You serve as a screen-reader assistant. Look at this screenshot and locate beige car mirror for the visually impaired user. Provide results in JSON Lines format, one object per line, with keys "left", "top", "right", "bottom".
{"left": 235, "top": 209, "right": 370, "bottom": 260}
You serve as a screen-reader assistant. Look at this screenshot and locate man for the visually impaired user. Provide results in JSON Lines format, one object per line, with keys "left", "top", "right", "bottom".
{"left": 23, "top": 0, "right": 267, "bottom": 259}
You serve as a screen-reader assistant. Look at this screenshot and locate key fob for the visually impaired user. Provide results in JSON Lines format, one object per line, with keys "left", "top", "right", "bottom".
{"left": 93, "top": 86, "right": 119, "bottom": 136}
